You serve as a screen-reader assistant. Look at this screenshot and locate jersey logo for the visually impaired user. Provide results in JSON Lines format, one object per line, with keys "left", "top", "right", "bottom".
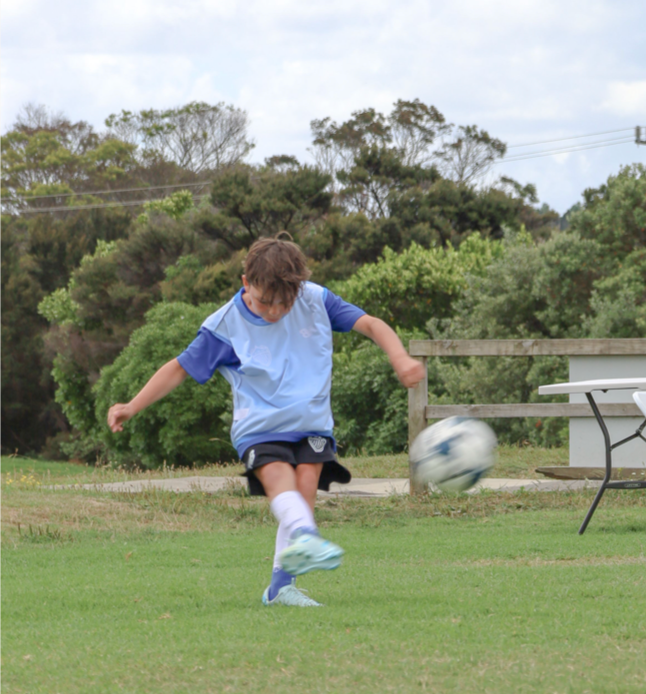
{"left": 300, "top": 327, "right": 316, "bottom": 338}
{"left": 246, "top": 449, "right": 256, "bottom": 469}
{"left": 251, "top": 345, "right": 272, "bottom": 367}
{"left": 308, "top": 436, "right": 327, "bottom": 454}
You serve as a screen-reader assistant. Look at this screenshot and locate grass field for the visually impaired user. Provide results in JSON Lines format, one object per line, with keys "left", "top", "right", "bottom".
{"left": 2, "top": 453, "right": 645, "bottom": 694}
{"left": 0, "top": 442, "right": 568, "bottom": 484}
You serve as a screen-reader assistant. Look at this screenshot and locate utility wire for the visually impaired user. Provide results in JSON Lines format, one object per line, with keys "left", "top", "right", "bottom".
{"left": 507, "top": 127, "right": 634, "bottom": 149}
{"left": 504, "top": 134, "right": 635, "bottom": 157}
{"left": 496, "top": 137, "right": 635, "bottom": 164}
{"left": 4, "top": 179, "right": 213, "bottom": 202}
{"left": 504, "top": 134, "right": 635, "bottom": 155}
{"left": 15, "top": 195, "right": 210, "bottom": 214}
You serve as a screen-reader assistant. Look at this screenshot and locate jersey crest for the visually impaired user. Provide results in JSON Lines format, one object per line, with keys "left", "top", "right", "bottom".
{"left": 308, "top": 436, "right": 327, "bottom": 454}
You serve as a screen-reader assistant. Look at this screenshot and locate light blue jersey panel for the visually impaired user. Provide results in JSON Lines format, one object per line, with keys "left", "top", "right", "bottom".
{"left": 201, "top": 282, "right": 339, "bottom": 456}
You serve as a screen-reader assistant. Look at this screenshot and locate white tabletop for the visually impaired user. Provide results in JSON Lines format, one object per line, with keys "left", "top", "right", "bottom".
{"left": 538, "top": 377, "right": 646, "bottom": 395}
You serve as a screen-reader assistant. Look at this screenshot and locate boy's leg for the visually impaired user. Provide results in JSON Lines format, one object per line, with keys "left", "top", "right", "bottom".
{"left": 295, "top": 462, "right": 323, "bottom": 512}
{"left": 274, "top": 461, "right": 344, "bottom": 576}
{"left": 254, "top": 462, "right": 318, "bottom": 603}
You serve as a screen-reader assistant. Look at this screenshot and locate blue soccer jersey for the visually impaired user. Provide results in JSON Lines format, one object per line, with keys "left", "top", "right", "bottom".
{"left": 177, "top": 282, "right": 365, "bottom": 457}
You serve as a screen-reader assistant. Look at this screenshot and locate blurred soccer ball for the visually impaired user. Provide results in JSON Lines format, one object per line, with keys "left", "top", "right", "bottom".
{"left": 410, "top": 417, "right": 497, "bottom": 492}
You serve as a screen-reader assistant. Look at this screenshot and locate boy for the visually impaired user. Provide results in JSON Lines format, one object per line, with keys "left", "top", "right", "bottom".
{"left": 108, "top": 235, "right": 425, "bottom": 607}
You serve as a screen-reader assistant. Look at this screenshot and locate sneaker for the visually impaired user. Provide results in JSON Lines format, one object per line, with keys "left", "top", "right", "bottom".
{"left": 278, "top": 532, "right": 344, "bottom": 576}
{"left": 262, "top": 583, "right": 322, "bottom": 607}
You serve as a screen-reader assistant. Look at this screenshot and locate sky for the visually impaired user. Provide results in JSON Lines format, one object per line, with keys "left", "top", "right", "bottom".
{"left": 2, "top": 0, "right": 645, "bottom": 214}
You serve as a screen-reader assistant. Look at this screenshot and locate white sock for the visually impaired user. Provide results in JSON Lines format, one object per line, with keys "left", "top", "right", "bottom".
{"left": 273, "top": 522, "right": 291, "bottom": 570}
{"left": 270, "top": 491, "right": 317, "bottom": 570}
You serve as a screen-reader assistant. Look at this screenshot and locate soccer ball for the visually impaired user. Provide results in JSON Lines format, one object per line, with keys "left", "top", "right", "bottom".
{"left": 410, "top": 417, "right": 497, "bottom": 492}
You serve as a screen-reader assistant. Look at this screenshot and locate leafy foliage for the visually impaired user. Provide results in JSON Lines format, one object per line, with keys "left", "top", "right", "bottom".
{"left": 203, "top": 162, "right": 333, "bottom": 249}
{"left": 93, "top": 302, "right": 234, "bottom": 467}
{"left": 333, "top": 234, "right": 503, "bottom": 331}
{"left": 105, "top": 101, "right": 254, "bottom": 173}
{"left": 582, "top": 248, "right": 646, "bottom": 338}
{"left": 569, "top": 163, "right": 646, "bottom": 258}
{"left": 331, "top": 330, "right": 426, "bottom": 455}
{"left": 1, "top": 209, "right": 132, "bottom": 454}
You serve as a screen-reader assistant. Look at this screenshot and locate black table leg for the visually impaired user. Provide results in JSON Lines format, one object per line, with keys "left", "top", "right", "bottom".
{"left": 578, "top": 393, "right": 612, "bottom": 535}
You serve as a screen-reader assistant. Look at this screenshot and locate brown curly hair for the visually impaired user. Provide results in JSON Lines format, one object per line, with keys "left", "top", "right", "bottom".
{"left": 243, "top": 233, "right": 311, "bottom": 308}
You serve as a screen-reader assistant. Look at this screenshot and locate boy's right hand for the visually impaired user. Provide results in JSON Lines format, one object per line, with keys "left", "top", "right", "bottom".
{"left": 107, "top": 403, "right": 134, "bottom": 432}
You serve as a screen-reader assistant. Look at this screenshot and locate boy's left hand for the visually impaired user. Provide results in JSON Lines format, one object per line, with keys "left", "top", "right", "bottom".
{"left": 392, "top": 355, "right": 426, "bottom": 388}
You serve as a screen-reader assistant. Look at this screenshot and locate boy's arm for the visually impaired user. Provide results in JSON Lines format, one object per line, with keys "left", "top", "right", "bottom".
{"left": 352, "top": 315, "right": 425, "bottom": 388}
{"left": 107, "top": 358, "right": 188, "bottom": 432}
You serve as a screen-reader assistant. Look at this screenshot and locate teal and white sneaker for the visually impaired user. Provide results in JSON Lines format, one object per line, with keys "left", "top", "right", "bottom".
{"left": 278, "top": 532, "right": 344, "bottom": 576}
{"left": 262, "top": 583, "right": 322, "bottom": 607}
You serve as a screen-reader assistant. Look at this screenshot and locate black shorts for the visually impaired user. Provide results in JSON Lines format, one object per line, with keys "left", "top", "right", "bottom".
{"left": 241, "top": 436, "right": 352, "bottom": 497}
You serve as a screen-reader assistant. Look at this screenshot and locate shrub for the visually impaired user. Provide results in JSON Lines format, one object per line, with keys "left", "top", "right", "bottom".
{"left": 93, "top": 301, "right": 235, "bottom": 468}
{"left": 332, "top": 329, "right": 428, "bottom": 455}
{"left": 332, "top": 234, "right": 502, "bottom": 331}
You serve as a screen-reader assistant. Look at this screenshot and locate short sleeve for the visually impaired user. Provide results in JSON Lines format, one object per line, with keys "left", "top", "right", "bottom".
{"left": 177, "top": 327, "right": 240, "bottom": 384}
{"left": 324, "top": 289, "right": 366, "bottom": 332}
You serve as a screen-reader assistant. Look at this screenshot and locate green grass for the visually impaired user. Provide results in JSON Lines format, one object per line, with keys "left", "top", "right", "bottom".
{"left": 0, "top": 443, "right": 568, "bottom": 486}
{"left": 2, "top": 467, "right": 645, "bottom": 693}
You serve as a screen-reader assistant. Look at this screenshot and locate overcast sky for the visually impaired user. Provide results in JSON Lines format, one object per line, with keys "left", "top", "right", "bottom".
{"left": 3, "top": 0, "right": 645, "bottom": 213}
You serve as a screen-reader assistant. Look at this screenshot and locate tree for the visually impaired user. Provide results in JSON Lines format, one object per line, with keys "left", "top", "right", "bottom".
{"left": 1, "top": 208, "right": 132, "bottom": 454}
{"left": 582, "top": 249, "right": 646, "bottom": 338}
{"left": 568, "top": 163, "right": 646, "bottom": 257}
{"left": 310, "top": 100, "right": 449, "bottom": 176}
{"left": 388, "top": 177, "right": 549, "bottom": 248}
{"left": 199, "top": 162, "right": 333, "bottom": 249}
{"left": 1, "top": 105, "right": 139, "bottom": 215}
{"left": 434, "top": 125, "right": 507, "bottom": 185}
{"left": 105, "top": 101, "right": 255, "bottom": 174}
{"left": 309, "top": 101, "right": 447, "bottom": 217}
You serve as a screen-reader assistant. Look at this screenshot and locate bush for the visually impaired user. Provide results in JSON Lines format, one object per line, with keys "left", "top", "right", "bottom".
{"left": 332, "top": 234, "right": 502, "bottom": 331}
{"left": 93, "top": 301, "right": 235, "bottom": 468}
{"left": 332, "top": 329, "right": 427, "bottom": 455}
{"left": 583, "top": 248, "right": 646, "bottom": 338}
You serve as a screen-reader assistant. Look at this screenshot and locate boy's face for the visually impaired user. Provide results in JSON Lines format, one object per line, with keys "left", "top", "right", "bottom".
{"left": 242, "top": 276, "right": 291, "bottom": 323}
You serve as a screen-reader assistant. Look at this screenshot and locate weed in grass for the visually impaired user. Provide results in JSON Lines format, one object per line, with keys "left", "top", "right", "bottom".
{"left": 4, "top": 472, "right": 41, "bottom": 488}
{"left": 17, "top": 522, "right": 68, "bottom": 544}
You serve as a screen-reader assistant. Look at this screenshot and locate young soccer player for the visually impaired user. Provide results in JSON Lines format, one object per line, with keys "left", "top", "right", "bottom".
{"left": 107, "top": 235, "right": 425, "bottom": 607}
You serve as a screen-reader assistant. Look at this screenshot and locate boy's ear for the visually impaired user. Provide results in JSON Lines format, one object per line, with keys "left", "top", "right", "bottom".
{"left": 242, "top": 275, "right": 250, "bottom": 291}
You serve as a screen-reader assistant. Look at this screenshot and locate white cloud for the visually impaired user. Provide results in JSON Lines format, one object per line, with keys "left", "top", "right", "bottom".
{"left": 2, "top": 0, "right": 645, "bottom": 212}
{"left": 602, "top": 81, "right": 646, "bottom": 117}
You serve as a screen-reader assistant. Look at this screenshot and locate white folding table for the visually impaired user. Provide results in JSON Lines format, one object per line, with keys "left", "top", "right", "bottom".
{"left": 538, "top": 378, "right": 646, "bottom": 534}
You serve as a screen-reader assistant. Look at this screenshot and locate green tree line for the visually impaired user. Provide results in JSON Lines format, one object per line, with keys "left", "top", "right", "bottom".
{"left": 3, "top": 99, "right": 644, "bottom": 462}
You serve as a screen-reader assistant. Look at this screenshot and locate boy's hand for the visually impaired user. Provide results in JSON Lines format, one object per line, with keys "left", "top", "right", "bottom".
{"left": 107, "top": 403, "right": 134, "bottom": 432}
{"left": 392, "top": 355, "right": 426, "bottom": 388}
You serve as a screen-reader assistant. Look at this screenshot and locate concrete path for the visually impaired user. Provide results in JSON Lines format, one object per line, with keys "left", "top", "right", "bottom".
{"left": 65, "top": 476, "right": 601, "bottom": 497}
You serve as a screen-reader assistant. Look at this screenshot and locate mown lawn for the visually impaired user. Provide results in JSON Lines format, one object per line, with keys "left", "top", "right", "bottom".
{"left": 0, "top": 443, "right": 568, "bottom": 485}
{"left": 2, "top": 458, "right": 645, "bottom": 694}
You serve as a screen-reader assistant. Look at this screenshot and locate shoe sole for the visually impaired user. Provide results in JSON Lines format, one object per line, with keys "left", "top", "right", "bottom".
{"left": 279, "top": 544, "right": 344, "bottom": 576}
{"left": 261, "top": 587, "right": 322, "bottom": 607}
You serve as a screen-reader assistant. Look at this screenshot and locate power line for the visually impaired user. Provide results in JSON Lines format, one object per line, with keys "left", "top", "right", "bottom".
{"left": 16, "top": 195, "right": 210, "bottom": 214}
{"left": 504, "top": 135, "right": 633, "bottom": 157}
{"left": 496, "top": 137, "right": 635, "bottom": 164}
{"left": 504, "top": 134, "right": 635, "bottom": 156}
{"left": 507, "top": 127, "right": 634, "bottom": 149}
{"left": 505, "top": 134, "right": 635, "bottom": 157}
{"left": 4, "top": 179, "right": 213, "bottom": 202}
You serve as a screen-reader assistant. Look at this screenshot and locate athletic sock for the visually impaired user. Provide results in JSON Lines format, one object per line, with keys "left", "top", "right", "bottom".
{"left": 267, "top": 568, "right": 294, "bottom": 601}
{"left": 269, "top": 491, "right": 318, "bottom": 586}
{"left": 269, "top": 490, "right": 317, "bottom": 537}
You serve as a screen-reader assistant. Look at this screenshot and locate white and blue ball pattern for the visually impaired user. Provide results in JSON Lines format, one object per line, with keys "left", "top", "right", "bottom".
{"left": 410, "top": 417, "right": 497, "bottom": 492}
